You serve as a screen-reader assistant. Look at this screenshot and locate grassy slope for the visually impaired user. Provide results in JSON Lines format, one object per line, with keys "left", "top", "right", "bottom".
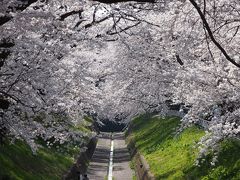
{"left": 128, "top": 115, "right": 240, "bottom": 180}
{"left": 0, "top": 117, "right": 94, "bottom": 180}
{"left": 0, "top": 140, "right": 74, "bottom": 180}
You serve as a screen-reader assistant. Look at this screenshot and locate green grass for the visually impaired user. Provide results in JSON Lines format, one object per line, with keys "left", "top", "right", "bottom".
{"left": 188, "top": 139, "right": 240, "bottom": 180}
{"left": 0, "top": 140, "right": 75, "bottom": 180}
{"left": 71, "top": 116, "right": 94, "bottom": 134}
{"left": 129, "top": 160, "right": 135, "bottom": 169}
{"left": 132, "top": 175, "right": 137, "bottom": 180}
{"left": 0, "top": 116, "right": 95, "bottom": 180}
{"left": 129, "top": 159, "right": 137, "bottom": 180}
{"left": 128, "top": 115, "right": 240, "bottom": 180}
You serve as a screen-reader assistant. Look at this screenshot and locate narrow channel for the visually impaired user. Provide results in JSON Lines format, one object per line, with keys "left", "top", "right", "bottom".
{"left": 87, "top": 132, "right": 133, "bottom": 180}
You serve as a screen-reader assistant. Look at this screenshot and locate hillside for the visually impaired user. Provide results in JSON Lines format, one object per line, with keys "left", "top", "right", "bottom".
{"left": 0, "top": 117, "right": 95, "bottom": 180}
{"left": 127, "top": 115, "right": 240, "bottom": 179}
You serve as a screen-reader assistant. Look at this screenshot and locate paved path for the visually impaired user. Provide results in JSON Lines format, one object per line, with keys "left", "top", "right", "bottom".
{"left": 87, "top": 132, "right": 133, "bottom": 180}
{"left": 87, "top": 133, "right": 111, "bottom": 180}
{"left": 113, "top": 133, "right": 133, "bottom": 180}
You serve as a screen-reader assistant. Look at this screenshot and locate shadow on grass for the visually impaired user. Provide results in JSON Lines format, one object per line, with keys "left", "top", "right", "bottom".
{"left": 132, "top": 115, "right": 180, "bottom": 154}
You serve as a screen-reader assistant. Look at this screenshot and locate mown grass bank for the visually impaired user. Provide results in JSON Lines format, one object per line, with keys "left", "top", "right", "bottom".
{"left": 0, "top": 117, "right": 95, "bottom": 180}
{"left": 127, "top": 115, "right": 240, "bottom": 180}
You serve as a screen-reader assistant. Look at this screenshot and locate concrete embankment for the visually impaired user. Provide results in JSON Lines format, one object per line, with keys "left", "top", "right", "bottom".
{"left": 64, "top": 137, "right": 97, "bottom": 180}
{"left": 64, "top": 132, "right": 134, "bottom": 180}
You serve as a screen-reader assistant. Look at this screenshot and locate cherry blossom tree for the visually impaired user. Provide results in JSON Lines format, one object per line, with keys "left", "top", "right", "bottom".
{"left": 0, "top": 0, "right": 239, "bottom": 163}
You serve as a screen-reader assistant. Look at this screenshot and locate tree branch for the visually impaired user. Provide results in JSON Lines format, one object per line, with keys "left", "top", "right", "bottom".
{"left": 189, "top": 0, "right": 240, "bottom": 68}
